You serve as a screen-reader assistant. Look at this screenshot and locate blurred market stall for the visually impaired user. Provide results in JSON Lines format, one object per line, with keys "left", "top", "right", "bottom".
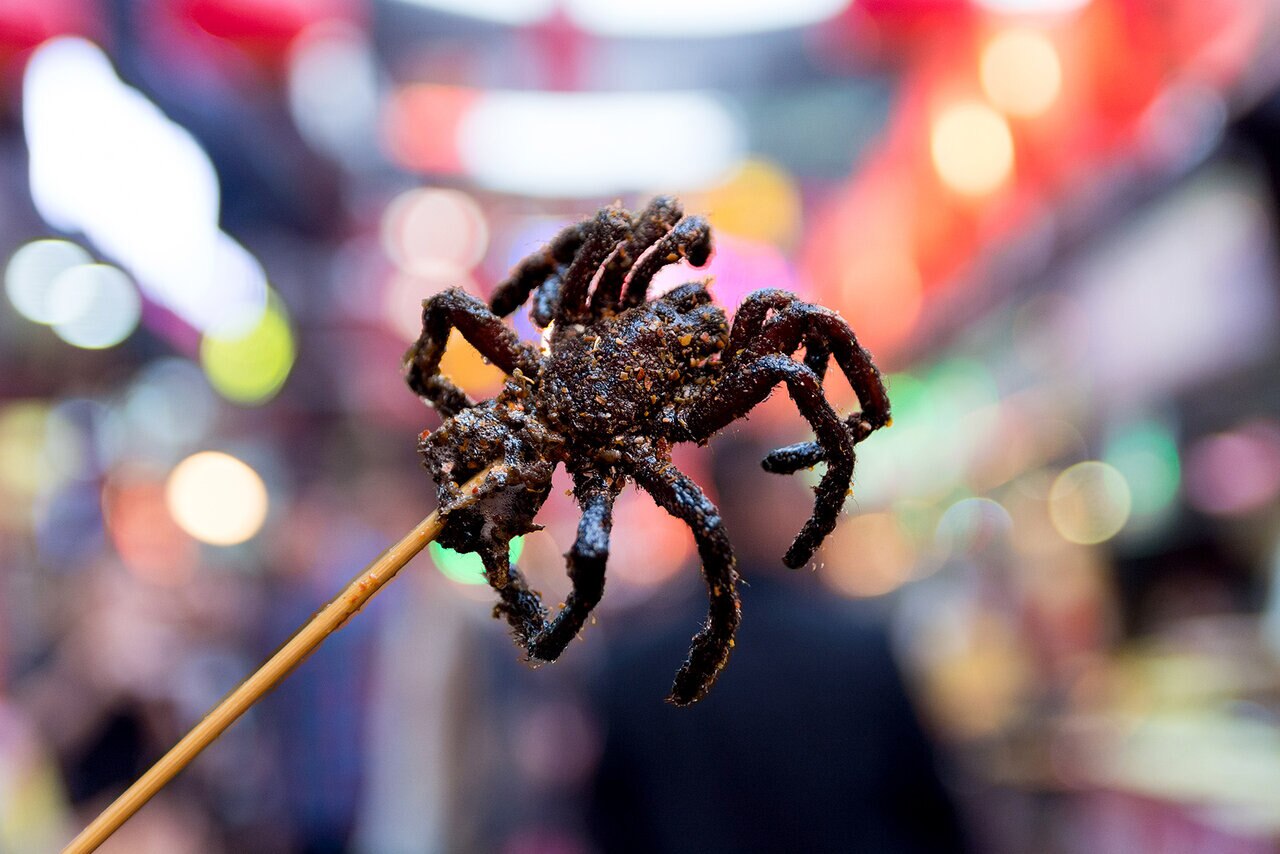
{"left": 4, "top": 0, "right": 1280, "bottom": 852}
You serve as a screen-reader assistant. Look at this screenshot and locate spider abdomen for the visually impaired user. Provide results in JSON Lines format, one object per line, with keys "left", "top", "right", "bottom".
{"left": 539, "top": 298, "right": 728, "bottom": 441}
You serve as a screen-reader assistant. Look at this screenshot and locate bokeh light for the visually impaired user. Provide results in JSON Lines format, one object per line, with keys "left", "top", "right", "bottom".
{"left": 165, "top": 451, "right": 270, "bottom": 546}
{"left": 821, "top": 512, "right": 915, "bottom": 598}
{"left": 23, "top": 38, "right": 269, "bottom": 335}
{"left": 1185, "top": 420, "right": 1280, "bottom": 516}
{"left": 606, "top": 488, "right": 695, "bottom": 593}
{"left": 104, "top": 468, "right": 198, "bottom": 584}
{"left": 1104, "top": 420, "right": 1181, "bottom": 521}
{"left": 981, "top": 28, "right": 1063, "bottom": 118}
{"left": 380, "top": 187, "right": 489, "bottom": 276}
{"left": 936, "top": 497, "right": 1013, "bottom": 557}
{"left": 930, "top": 102, "right": 1015, "bottom": 196}
{"left": 1048, "top": 461, "right": 1132, "bottom": 544}
{"left": 4, "top": 239, "right": 92, "bottom": 324}
{"left": 200, "top": 290, "right": 295, "bottom": 405}
{"left": 287, "top": 23, "right": 379, "bottom": 165}
{"left": 48, "top": 264, "right": 141, "bottom": 349}
{"left": 975, "top": 0, "right": 1090, "bottom": 12}
{"left": 693, "top": 159, "right": 802, "bottom": 248}
{"left": 383, "top": 268, "right": 478, "bottom": 342}
{"left": 430, "top": 536, "right": 523, "bottom": 585}
{"left": 457, "top": 91, "right": 745, "bottom": 197}
{"left": 839, "top": 245, "right": 924, "bottom": 353}
{"left": 0, "top": 402, "right": 81, "bottom": 512}
{"left": 114, "top": 359, "right": 219, "bottom": 462}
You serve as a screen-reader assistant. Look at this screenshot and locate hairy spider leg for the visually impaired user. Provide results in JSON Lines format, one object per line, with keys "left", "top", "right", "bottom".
{"left": 621, "top": 216, "right": 713, "bottom": 308}
{"left": 685, "top": 354, "right": 853, "bottom": 568}
{"left": 405, "top": 288, "right": 540, "bottom": 418}
{"left": 489, "top": 220, "right": 587, "bottom": 318}
{"left": 589, "top": 196, "right": 683, "bottom": 316}
{"left": 487, "top": 471, "right": 622, "bottom": 660}
{"left": 558, "top": 208, "right": 632, "bottom": 324}
{"left": 733, "top": 292, "right": 891, "bottom": 474}
{"left": 628, "top": 458, "right": 741, "bottom": 706}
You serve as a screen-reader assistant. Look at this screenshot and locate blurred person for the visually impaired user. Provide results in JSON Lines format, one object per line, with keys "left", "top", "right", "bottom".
{"left": 585, "top": 434, "right": 967, "bottom": 854}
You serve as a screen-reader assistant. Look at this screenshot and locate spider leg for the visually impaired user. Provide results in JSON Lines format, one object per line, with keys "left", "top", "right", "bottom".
{"left": 589, "top": 196, "right": 683, "bottom": 316}
{"left": 405, "top": 288, "right": 540, "bottom": 418}
{"left": 490, "top": 471, "right": 622, "bottom": 662}
{"left": 684, "top": 354, "right": 852, "bottom": 569}
{"left": 558, "top": 208, "right": 631, "bottom": 324}
{"left": 628, "top": 458, "right": 741, "bottom": 706}
{"left": 621, "top": 216, "right": 713, "bottom": 308}
{"left": 489, "top": 220, "right": 587, "bottom": 318}
{"left": 531, "top": 272, "right": 564, "bottom": 329}
{"left": 727, "top": 289, "right": 890, "bottom": 429}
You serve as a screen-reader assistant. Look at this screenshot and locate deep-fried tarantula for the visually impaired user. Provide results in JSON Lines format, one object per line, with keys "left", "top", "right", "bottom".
{"left": 405, "top": 197, "right": 890, "bottom": 705}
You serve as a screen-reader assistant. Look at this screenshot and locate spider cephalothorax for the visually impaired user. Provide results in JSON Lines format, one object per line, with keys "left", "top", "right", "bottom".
{"left": 405, "top": 197, "right": 890, "bottom": 705}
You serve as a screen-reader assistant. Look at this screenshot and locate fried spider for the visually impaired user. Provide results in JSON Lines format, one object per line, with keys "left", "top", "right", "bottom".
{"left": 404, "top": 197, "right": 890, "bottom": 705}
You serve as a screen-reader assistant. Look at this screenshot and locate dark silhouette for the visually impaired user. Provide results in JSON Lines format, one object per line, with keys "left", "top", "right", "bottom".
{"left": 587, "top": 436, "right": 966, "bottom": 853}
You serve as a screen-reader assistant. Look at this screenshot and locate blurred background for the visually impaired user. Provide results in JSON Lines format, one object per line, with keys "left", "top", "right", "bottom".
{"left": 3, "top": 0, "right": 1280, "bottom": 851}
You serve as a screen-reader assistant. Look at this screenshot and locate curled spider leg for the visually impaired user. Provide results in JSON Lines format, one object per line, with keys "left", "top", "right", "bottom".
{"left": 629, "top": 458, "right": 741, "bottom": 706}
{"left": 490, "top": 471, "right": 622, "bottom": 662}
{"left": 622, "top": 216, "right": 713, "bottom": 308}
{"left": 590, "top": 196, "right": 683, "bottom": 316}
{"left": 760, "top": 415, "right": 877, "bottom": 475}
{"left": 490, "top": 220, "right": 587, "bottom": 318}
{"left": 559, "top": 208, "right": 632, "bottom": 324}
{"left": 405, "top": 288, "right": 541, "bottom": 418}
{"left": 722, "top": 288, "right": 890, "bottom": 473}
{"left": 532, "top": 273, "right": 565, "bottom": 329}
{"left": 686, "top": 354, "right": 852, "bottom": 568}
{"left": 751, "top": 295, "right": 890, "bottom": 429}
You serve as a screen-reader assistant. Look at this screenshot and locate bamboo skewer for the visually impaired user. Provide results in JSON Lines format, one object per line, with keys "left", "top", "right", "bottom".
{"left": 64, "top": 466, "right": 497, "bottom": 854}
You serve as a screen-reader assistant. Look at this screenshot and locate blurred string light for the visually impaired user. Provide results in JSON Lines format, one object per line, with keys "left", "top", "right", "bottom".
{"left": 166, "top": 451, "right": 269, "bottom": 546}
{"left": 1048, "top": 461, "right": 1131, "bottom": 544}
{"left": 974, "top": 0, "right": 1091, "bottom": 13}
{"left": 47, "top": 264, "right": 141, "bottom": 349}
{"left": 23, "top": 38, "right": 267, "bottom": 335}
{"left": 430, "top": 537, "right": 523, "bottom": 585}
{"left": 980, "top": 28, "right": 1062, "bottom": 118}
{"left": 380, "top": 188, "right": 489, "bottom": 276}
{"left": 4, "top": 239, "right": 91, "bottom": 324}
{"left": 287, "top": 23, "right": 380, "bottom": 166}
{"left": 456, "top": 91, "right": 744, "bottom": 197}
{"left": 930, "top": 101, "right": 1015, "bottom": 196}
{"left": 199, "top": 290, "right": 295, "bottom": 405}
{"left": 563, "top": 0, "right": 848, "bottom": 37}
{"left": 1185, "top": 420, "right": 1280, "bottom": 516}
{"left": 390, "top": 0, "right": 554, "bottom": 25}
{"left": 390, "top": 0, "right": 846, "bottom": 34}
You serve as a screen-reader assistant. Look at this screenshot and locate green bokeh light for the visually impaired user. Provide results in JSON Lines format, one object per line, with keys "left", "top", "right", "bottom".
{"left": 430, "top": 536, "right": 524, "bottom": 585}
{"left": 1105, "top": 420, "right": 1181, "bottom": 518}
{"left": 200, "top": 290, "right": 295, "bottom": 405}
